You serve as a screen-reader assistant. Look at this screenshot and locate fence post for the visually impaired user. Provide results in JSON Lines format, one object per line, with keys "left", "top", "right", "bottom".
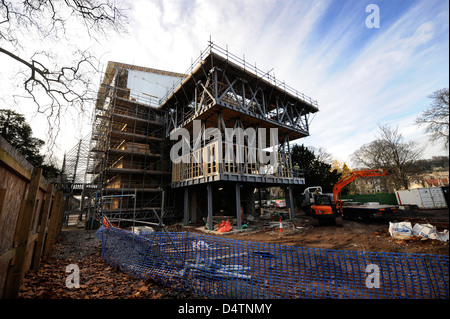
{"left": 0, "top": 188, "right": 7, "bottom": 217}
{"left": 3, "top": 167, "right": 42, "bottom": 299}
{"left": 57, "top": 195, "right": 68, "bottom": 234}
{"left": 43, "top": 190, "right": 63, "bottom": 256}
{"left": 31, "top": 183, "right": 54, "bottom": 270}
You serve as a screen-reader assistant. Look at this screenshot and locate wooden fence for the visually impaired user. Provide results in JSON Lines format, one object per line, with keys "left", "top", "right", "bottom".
{"left": 0, "top": 136, "right": 66, "bottom": 298}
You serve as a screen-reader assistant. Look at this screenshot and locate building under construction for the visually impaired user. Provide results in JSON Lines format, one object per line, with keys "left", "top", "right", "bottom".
{"left": 85, "top": 61, "right": 185, "bottom": 223}
{"left": 85, "top": 43, "right": 318, "bottom": 227}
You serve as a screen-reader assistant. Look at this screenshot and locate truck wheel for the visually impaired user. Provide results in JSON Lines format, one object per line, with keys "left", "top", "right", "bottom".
{"left": 311, "top": 218, "right": 319, "bottom": 227}
{"left": 335, "top": 217, "right": 343, "bottom": 227}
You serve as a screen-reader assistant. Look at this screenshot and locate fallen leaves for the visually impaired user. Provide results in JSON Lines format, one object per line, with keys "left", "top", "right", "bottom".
{"left": 18, "top": 230, "right": 194, "bottom": 299}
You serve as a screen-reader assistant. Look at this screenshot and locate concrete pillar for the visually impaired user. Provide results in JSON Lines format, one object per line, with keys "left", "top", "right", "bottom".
{"left": 288, "top": 185, "right": 295, "bottom": 220}
{"left": 207, "top": 184, "right": 213, "bottom": 230}
{"left": 235, "top": 182, "right": 242, "bottom": 229}
{"left": 184, "top": 188, "right": 189, "bottom": 225}
{"left": 190, "top": 187, "right": 199, "bottom": 223}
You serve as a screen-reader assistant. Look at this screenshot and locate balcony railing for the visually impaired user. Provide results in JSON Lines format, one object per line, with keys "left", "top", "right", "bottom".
{"left": 171, "top": 141, "right": 302, "bottom": 184}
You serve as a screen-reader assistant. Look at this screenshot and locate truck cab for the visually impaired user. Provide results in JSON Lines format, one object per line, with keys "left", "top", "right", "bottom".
{"left": 301, "top": 186, "right": 323, "bottom": 208}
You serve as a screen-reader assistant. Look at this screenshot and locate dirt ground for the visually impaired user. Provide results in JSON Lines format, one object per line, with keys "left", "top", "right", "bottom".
{"left": 18, "top": 208, "right": 448, "bottom": 299}
{"left": 176, "top": 209, "right": 449, "bottom": 256}
{"left": 18, "top": 229, "right": 194, "bottom": 299}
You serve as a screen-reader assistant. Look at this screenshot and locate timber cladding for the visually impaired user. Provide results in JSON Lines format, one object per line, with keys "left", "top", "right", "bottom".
{"left": 0, "top": 136, "right": 66, "bottom": 298}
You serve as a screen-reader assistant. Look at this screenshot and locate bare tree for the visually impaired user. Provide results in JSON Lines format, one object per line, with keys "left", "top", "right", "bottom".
{"left": 352, "top": 124, "right": 423, "bottom": 190}
{"left": 0, "top": 0, "right": 128, "bottom": 151}
{"left": 308, "top": 146, "right": 332, "bottom": 164}
{"left": 415, "top": 88, "right": 449, "bottom": 150}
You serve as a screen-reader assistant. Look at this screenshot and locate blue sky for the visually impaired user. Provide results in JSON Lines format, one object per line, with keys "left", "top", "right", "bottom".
{"left": 1, "top": 0, "right": 449, "bottom": 166}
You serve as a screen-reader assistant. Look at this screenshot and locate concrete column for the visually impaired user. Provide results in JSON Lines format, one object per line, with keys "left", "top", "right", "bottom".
{"left": 190, "top": 187, "right": 199, "bottom": 223}
{"left": 288, "top": 185, "right": 295, "bottom": 220}
{"left": 184, "top": 188, "right": 189, "bottom": 225}
{"left": 236, "top": 183, "right": 242, "bottom": 229}
{"left": 207, "top": 184, "right": 213, "bottom": 230}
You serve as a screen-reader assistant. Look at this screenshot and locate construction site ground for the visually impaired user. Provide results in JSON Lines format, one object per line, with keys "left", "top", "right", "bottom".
{"left": 18, "top": 208, "right": 449, "bottom": 299}
{"left": 176, "top": 208, "right": 449, "bottom": 256}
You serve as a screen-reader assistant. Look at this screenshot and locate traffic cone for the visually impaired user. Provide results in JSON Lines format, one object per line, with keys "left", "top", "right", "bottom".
{"left": 279, "top": 218, "right": 284, "bottom": 233}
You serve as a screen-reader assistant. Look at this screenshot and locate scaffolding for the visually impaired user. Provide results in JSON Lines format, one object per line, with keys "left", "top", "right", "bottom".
{"left": 83, "top": 42, "right": 319, "bottom": 229}
{"left": 85, "top": 62, "right": 184, "bottom": 223}
{"left": 60, "top": 134, "right": 92, "bottom": 193}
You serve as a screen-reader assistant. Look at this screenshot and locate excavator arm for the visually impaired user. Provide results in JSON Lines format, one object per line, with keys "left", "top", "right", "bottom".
{"left": 333, "top": 169, "right": 392, "bottom": 211}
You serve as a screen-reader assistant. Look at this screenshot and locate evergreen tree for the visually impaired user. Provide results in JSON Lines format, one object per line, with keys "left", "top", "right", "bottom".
{"left": 291, "top": 144, "right": 342, "bottom": 193}
{"left": 0, "top": 109, "right": 59, "bottom": 179}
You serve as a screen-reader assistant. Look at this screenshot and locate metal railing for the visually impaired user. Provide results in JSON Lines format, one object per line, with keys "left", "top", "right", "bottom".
{"left": 159, "top": 41, "right": 318, "bottom": 108}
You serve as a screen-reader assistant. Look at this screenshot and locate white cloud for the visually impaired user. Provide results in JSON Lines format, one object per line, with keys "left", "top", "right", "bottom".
{"left": 1, "top": 0, "right": 448, "bottom": 167}
{"left": 288, "top": 1, "right": 448, "bottom": 163}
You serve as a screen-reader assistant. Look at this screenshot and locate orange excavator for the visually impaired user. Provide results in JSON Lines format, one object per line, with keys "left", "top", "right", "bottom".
{"left": 309, "top": 169, "right": 392, "bottom": 226}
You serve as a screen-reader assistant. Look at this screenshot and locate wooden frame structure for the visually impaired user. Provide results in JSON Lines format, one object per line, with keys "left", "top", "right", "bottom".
{"left": 160, "top": 42, "right": 319, "bottom": 229}
{"left": 85, "top": 42, "right": 319, "bottom": 230}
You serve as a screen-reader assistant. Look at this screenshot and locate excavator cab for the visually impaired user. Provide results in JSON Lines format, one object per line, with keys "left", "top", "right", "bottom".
{"left": 310, "top": 194, "right": 343, "bottom": 227}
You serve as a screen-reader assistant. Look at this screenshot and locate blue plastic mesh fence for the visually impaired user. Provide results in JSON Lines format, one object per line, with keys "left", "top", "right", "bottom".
{"left": 96, "top": 226, "right": 449, "bottom": 299}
